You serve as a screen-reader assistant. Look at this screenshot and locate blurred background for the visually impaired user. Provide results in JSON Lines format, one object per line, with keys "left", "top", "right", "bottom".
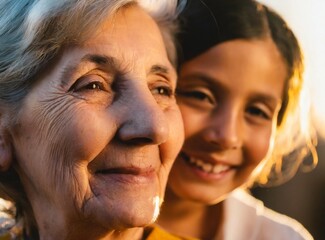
{"left": 251, "top": 1, "right": 325, "bottom": 240}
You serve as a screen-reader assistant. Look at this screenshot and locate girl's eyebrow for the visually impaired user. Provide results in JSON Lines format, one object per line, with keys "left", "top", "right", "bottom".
{"left": 179, "top": 73, "right": 229, "bottom": 93}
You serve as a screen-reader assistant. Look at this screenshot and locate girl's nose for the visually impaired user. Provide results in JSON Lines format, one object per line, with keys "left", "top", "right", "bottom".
{"left": 202, "top": 108, "right": 242, "bottom": 150}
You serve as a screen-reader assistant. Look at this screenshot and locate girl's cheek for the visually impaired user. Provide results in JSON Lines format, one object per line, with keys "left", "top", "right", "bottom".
{"left": 250, "top": 130, "right": 273, "bottom": 165}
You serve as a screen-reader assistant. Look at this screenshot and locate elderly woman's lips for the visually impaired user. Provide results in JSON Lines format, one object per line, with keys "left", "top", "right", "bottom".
{"left": 94, "top": 167, "right": 156, "bottom": 184}
{"left": 95, "top": 167, "right": 153, "bottom": 175}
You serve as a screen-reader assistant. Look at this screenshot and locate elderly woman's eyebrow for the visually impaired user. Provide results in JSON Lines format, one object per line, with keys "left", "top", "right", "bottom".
{"left": 83, "top": 53, "right": 117, "bottom": 67}
{"left": 60, "top": 54, "right": 118, "bottom": 87}
{"left": 60, "top": 54, "right": 174, "bottom": 88}
{"left": 149, "top": 65, "right": 169, "bottom": 75}
{"left": 149, "top": 64, "right": 176, "bottom": 83}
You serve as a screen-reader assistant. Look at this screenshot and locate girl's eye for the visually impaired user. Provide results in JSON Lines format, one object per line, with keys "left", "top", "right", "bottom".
{"left": 177, "top": 90, "right": 214, "bottom": 104}
{"left": 246, "top": 106, "right": 271, "bottom": 120}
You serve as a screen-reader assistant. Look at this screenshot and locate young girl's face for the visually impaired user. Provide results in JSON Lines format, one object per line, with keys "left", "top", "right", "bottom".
{"left": 168, "top": 39, "right": 287, "bottom": 204}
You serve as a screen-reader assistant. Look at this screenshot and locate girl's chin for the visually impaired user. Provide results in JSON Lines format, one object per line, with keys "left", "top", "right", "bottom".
{"left": 183, "top": 189, "right": 229, "bottom": 205}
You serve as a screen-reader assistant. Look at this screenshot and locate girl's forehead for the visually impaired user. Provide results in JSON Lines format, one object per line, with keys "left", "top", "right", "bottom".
{"left": 179, "top": 38, "right": 287, "bottom": 98}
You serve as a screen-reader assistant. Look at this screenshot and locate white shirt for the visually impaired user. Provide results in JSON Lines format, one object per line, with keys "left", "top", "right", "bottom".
{"left": 215, "top": 189, "right": 314, "bottom": 240}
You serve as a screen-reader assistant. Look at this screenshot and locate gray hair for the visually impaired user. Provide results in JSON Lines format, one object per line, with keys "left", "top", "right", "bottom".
{"left": 0, "top": 0, "right": 182, "bottom": 105}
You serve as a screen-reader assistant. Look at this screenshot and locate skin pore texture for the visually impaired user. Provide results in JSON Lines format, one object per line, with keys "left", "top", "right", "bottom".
{"left": 158, "top": 39, "right": 287, "bottom": 239}
{"left": 7, "top": 5, "right": 184, "bottom": 240}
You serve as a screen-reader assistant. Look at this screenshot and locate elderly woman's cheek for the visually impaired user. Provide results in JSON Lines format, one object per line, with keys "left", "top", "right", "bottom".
{"left": 167, "top": 105, "right": 184, "bottom": 179}
{"left": 54, "top": 109, "right": 117, "bottom": 163}
{"left": 160, "top": 105, "right": 184, "bottom": 168}
{"left": 44, "top": 107, "right": 117, "bottom": 204}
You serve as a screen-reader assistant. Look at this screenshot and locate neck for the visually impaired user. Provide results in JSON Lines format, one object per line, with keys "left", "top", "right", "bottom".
{"left": 158, "top": 187, "right": 223, "bottom": 240}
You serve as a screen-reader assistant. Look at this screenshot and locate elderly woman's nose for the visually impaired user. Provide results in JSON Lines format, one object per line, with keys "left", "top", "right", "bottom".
{"left": 117, "top": 90, "right": 169, "bottom": 145}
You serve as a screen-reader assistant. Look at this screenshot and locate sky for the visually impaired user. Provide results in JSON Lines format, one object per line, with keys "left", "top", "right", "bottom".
{"left": 258, "top": 0, "right": 325, "bottom": 138}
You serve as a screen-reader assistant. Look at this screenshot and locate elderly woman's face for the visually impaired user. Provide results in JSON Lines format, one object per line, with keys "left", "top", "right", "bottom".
{"left": 9, "top": 5, "right": 183, "bottom": 232}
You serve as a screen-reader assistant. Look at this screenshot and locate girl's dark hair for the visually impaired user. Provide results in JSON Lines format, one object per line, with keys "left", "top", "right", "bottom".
{"left": 178, "top": 0, "right": 302, "bottom": 82}
{"left": 178, "top": 0, "right": 268, "bottom": 62}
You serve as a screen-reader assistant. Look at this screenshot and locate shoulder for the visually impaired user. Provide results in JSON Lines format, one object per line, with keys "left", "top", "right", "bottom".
{"left": 145, "top": 224, "right": 197, "bottom": 240}
{"left": 221, "top": 189, "right": 313, "bottom": 240}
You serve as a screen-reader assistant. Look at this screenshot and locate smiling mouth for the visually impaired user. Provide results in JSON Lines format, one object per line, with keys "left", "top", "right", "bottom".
{"left": 181, "top": 152, "right": 233, "bottom": 175}
{"left": 94, "top": 167, "right": 156, "bottom": 184}
{"left": 95, "top": 167, "right": 154, "bottom": 176}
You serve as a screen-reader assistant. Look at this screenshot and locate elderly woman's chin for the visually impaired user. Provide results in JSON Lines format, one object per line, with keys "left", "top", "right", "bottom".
{"left": 85, "top": 175, "right": 163, "bottom": 228}
{"left": 92, "top": 198, "right": 159, "bottom": 229}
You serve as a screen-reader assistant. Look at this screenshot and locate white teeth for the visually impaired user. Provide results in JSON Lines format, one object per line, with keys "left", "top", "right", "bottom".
{"left": 188, "top": 157, "right": 230, "bottom": 174}
{"left": 202, "top": 163, "right": 213, "bottom": 172}
{"left": 195, "top": 159, "right": 204, "bottom": 167}
{"left": 212, "top": 164, "right": 229, "bottom": 174}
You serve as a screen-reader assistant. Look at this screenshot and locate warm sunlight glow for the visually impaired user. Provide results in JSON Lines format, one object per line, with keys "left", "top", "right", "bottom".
{"left": 152, "top": 195, "right": 161, "bottom": 222}
{"left": 259, "top": 0, "right": 325, "bottom": 139}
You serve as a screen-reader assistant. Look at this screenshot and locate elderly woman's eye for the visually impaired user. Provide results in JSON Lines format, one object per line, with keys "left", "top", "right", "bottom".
{"left": 69, "top": 76, "right": 108, "bottom": 92}
{"left": 157, "top": 87, "right": 172, "bottom": 96}
{"left": 83, "top": 82, "right": 104, "bottom": 91}
{"left": 152, "top": 86, "right": 173, "bottom": 97}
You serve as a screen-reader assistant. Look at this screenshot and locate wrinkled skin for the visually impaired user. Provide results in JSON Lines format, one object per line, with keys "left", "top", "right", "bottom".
{"left": 1, "top": 5, "right": 184, "bottom": 240}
